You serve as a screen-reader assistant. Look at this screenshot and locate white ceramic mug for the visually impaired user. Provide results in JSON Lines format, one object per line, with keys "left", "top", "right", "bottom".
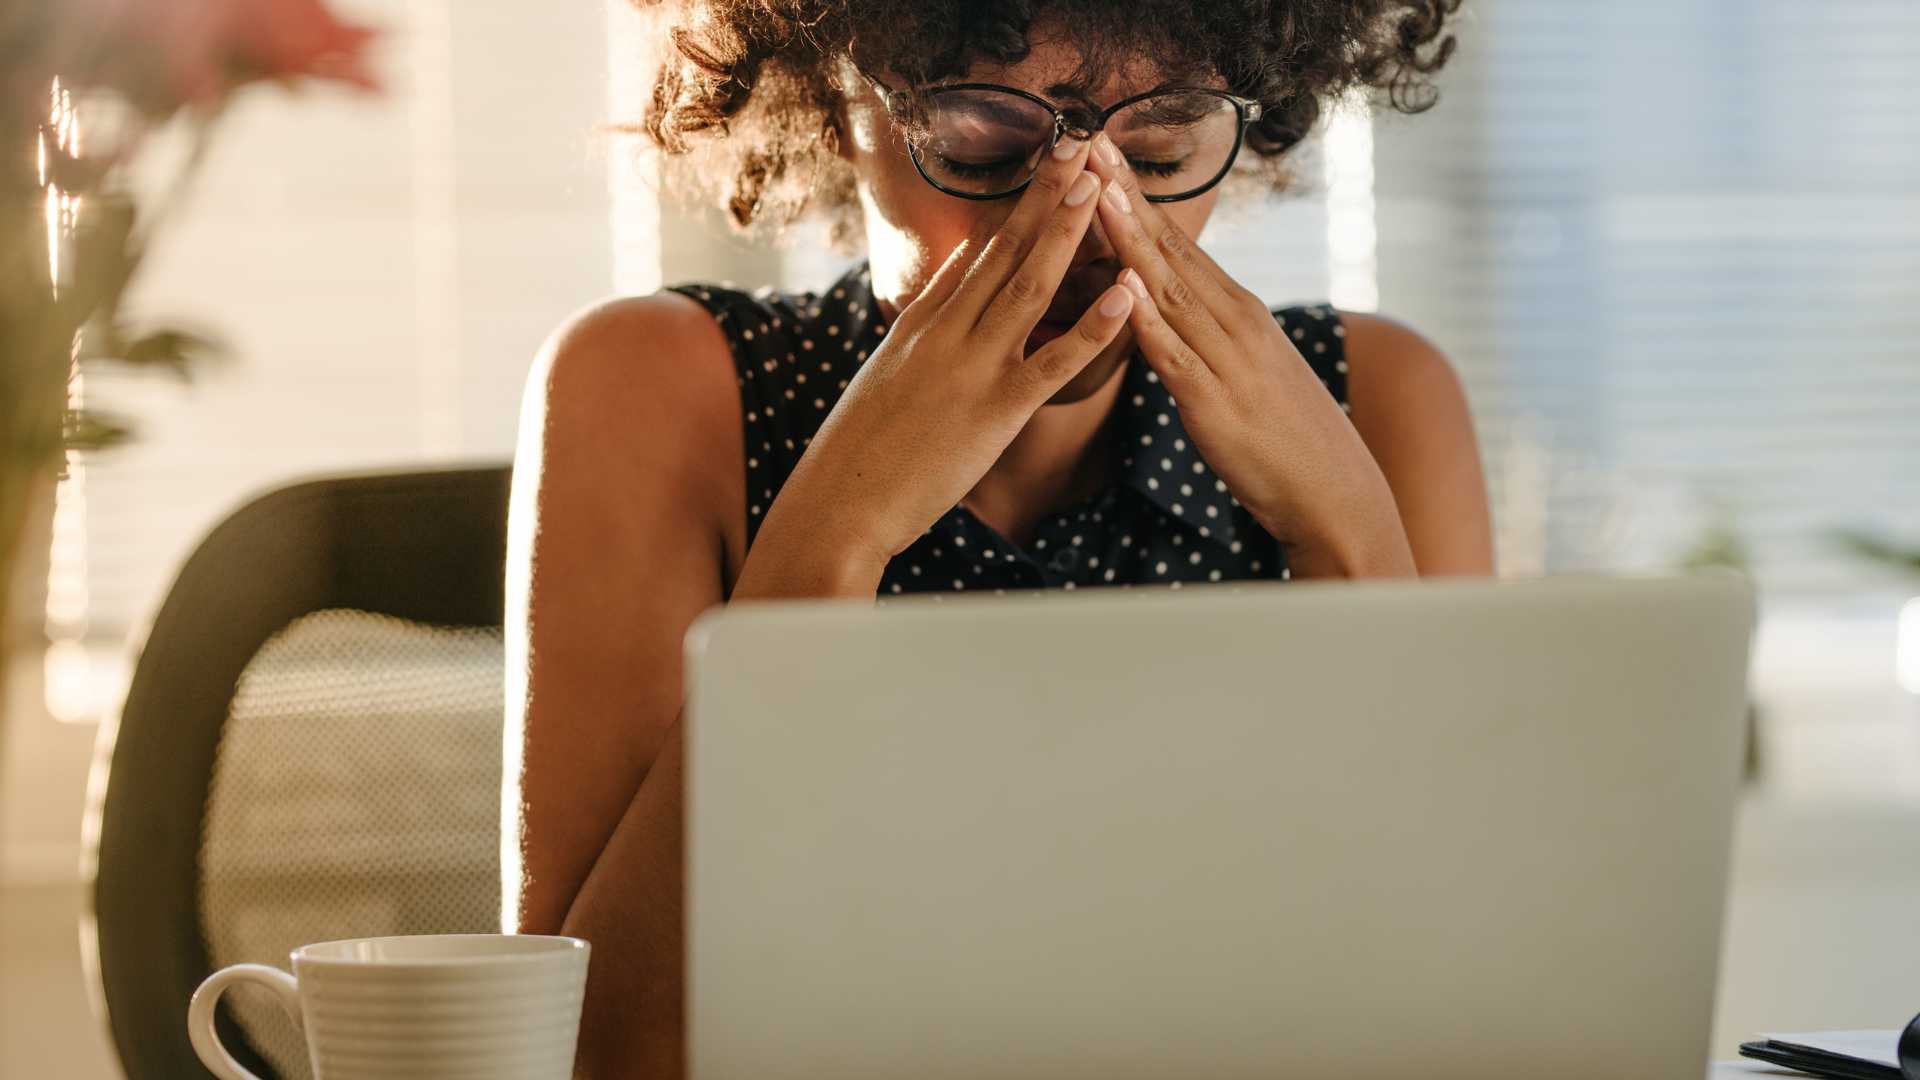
{"left": 188, "top": 933, "right": 590, "bottom": 1080}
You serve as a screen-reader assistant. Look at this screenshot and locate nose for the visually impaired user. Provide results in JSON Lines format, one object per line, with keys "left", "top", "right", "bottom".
{"left": 1071, "top": 191, "right": 1119, "bottom": 270}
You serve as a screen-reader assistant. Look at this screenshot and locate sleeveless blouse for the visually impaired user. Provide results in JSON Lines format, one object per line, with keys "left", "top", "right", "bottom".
{"left": 666, "top": 257, "right": 1352, "bottom": 596}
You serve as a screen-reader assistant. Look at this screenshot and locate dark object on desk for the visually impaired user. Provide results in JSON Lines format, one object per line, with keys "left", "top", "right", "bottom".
{"left": 1739, "top": 1011, "right": 1920, "bottom": 1080}
{"left": 85, "top": 465, "right": 512, "bottom": 1080}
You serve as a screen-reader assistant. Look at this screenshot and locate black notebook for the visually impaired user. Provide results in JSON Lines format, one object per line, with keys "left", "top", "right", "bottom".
{"left": 1740, "top": 1031, "right": 1904, "bottom": 1080}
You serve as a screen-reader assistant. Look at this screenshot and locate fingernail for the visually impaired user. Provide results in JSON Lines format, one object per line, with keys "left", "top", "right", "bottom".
{"left": 1052, "top": 136, "right": 1084, "bottom": 162}
{"left": 1121, "top": 268, "right": 1148, "bottom": 300}
{"left": 1102, "top": 178, "right": 1131, "bottom": 215}
{"left": 1099, "top": 286, "right": 1133, "bottom": 318}
{"left": 1097, "top": 133, "right": 1122, "bottom": 167}
{"left": 1063, "top": 171, "right": 1097, "bottom": 206}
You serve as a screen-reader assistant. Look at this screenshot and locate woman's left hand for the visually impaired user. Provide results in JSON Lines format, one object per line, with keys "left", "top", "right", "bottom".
{"left": 1084, "top": 132, "right": 1416, "bottom": 576}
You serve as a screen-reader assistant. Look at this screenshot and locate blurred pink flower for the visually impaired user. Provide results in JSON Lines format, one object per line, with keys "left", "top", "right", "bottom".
{"left": 48, "top": 0, "right": 379, "bottom": 114}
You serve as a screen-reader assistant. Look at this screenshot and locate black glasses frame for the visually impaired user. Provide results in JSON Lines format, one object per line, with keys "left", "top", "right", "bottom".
{"left": 858, "top": 70, "right": 1263, "bottom": 204}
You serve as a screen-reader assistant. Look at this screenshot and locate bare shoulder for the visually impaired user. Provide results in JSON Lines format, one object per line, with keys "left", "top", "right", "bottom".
{"left": 1332, "top": 309, "right": 1495, "bottom": 576}
{"left": 528, "top": 292, "right": 739, "bottom": 467}
{"left": 521, "top": 291, "right": 743, "bottom": 531}
{"left": 1333, "top": 310, "right": 1468, "bottom": 420}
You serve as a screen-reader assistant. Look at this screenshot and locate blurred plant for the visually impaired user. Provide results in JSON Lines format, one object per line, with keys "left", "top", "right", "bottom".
{"left": 1828, "top": 527, "right": 1920, "bottom": 580}
{"left": 1671, "top": 496, "right": 1761, "bottom": 782}
{"left": 1, "top": 0, "right": 377, "bottom": 669}
{"left": 1677, "top": 497, "right": 1752, "bottom": 575}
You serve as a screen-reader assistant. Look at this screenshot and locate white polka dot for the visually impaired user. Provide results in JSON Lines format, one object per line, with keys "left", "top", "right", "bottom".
{"left": 1282, "top": 567, "right": 1293, "bottom": 580}
{"left": 983, "top": 549, "right": 995, "bottom": 559}
{"left": 953, "top": 579, "right": 965, "bottom": 590}
{"left": 1104, "top": 568, "right": 1116, "bottom": 581}
{"left": 1036, "top": 539, "right": 1048, "bottom": 549}
{"left": 1251, "top": 560, "right": 1263, "bottom": 572}
{"left": 1171, "top": 503, "right": 1184, "bottom": 515}
{"left": 1180, "top": 483, "right": 1193, "bottom": 497}
{"left": 1191, "top": 461, "right": 1204, "bottom": 474}
{"left": 1215, "top": 479, "right": 1228, "bottom": 492}
{"left": 1147, "top": 477, "right": 1160, "bottom": 490}
{"left": 1208, "top": 569, "right": 1222, "bottom": 582}
{"left": 1088, "top": 557, "right": 1100, "bottom": 568}
{"left": 1189, "top": 551, "right": 1203, "bottom": 565}
{"left": 1140, "top": 434, "right": 1153, "bottom": 446}
{"left": 1145, "top": 370, "right": 1160, "bottom": 383}
{"left": 1071, "top": 535, "right": 1083, "bottom": 546}
{"left": 1230, "top": 540, "right": 1243, "bottom": 554}
{"left": 1121, "top": 535, "right": 1133, "bottom": 547}
{"left": 1156, "top": 413, "right": 1170, "bottom": 426}
{"left": 954, "top": 536, "right": 966, "bottom": 547}
{"left": 1132, "top": 394, "right": 1146, "bottom": 406}
{"left": 1161, "top": 458, "right": 1173, "bottom": 471}
{"left": 1205, "top": 505, "right": 1219, "bottom": 518}
{"left": 910, "top": 565, "right": 922, "bottom": 576}
{"left": 1155, "top": 561, "right": 1168, "bottom": 575}
{"left": 891, "top": 583, "right": 903, "bottom": 593}
{"left": 1336, "top": 359, "right": 1349, "bottom": 374}
{"left": 1173, "top": 438, "right": 1186, "bottom": 451}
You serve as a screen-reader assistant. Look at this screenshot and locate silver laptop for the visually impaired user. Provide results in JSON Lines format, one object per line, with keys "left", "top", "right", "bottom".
{"left": 684, "top": 573, "right": 1757, "bottom": 1079}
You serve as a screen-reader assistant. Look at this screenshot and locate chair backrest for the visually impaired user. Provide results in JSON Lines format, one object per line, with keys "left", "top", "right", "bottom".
{"left": 85, "top": 466, "right": 512, "bottom": 1079}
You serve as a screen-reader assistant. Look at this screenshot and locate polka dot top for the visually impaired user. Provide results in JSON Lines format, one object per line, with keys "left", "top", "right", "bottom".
{"left": 665, "top": 257, "right": 1351, "bottom": 596}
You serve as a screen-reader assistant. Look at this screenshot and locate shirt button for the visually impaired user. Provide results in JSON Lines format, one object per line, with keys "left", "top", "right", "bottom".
{"left": 1046, "top": 546, "right": 1082, "bottom": 575}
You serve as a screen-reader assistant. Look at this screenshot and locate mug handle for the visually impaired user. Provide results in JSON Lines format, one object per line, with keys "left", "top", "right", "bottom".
{"left": 188, "top": 963, "right": 304, "bottom": 1080}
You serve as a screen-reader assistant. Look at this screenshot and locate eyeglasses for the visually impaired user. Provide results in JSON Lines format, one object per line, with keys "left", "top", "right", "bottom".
{"left": 859, "top": 70, "right": 1262, "bottom": 203}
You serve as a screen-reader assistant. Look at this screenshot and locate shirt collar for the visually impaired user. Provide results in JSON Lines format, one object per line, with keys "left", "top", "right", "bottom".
{"left": 1116, "top": 357, "right": 1240, "bottom": 548}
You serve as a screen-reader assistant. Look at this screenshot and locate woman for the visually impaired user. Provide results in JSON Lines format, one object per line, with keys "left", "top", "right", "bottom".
{"left": 508, "top": 1, "right": 1491, "bottom": 1075}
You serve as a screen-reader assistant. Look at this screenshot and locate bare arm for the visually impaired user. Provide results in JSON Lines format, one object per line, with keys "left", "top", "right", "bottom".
{"left": 506, "top": 293, "right": 896, "bottom": 1079}
{"left": 505, "top": 294, "right": 744, "bottom": 1079}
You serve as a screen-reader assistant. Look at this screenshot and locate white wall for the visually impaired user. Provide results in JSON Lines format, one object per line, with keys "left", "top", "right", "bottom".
{"left": 4, "top": 0, "right": 631, "bottom": 879}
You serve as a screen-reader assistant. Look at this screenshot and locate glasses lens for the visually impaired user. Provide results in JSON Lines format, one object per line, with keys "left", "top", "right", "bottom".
{"left": 1108, "top": 91, "right": 1241, "bottom": 199}
{"left": 916, "top": 88, "right": 1057, "bottom": 196}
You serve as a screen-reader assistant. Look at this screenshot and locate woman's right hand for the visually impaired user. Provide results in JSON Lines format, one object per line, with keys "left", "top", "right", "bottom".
{"left": 735, "top": 134, "right": 1135, "bottom": 597}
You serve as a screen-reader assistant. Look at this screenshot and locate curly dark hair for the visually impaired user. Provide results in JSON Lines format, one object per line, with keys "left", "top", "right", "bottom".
{"left": 629, "top": 0, "right": 1464, "bottom": 252}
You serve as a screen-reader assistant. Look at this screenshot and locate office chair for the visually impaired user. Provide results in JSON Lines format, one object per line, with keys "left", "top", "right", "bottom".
{"left": 85, "top": 466, "right": 512, "bottom": 1078}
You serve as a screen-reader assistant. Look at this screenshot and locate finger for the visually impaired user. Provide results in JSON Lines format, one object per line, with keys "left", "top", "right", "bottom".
{"left": 895, "top": 220, "right": 994, "bottom": 328}
{"left": 1016, "top": 281, "right": 1135, "bottom": 400}
{"left": 1084, "top": 134, "right": 1251, "bottom": 343}
{"left": 1118, "top": 266, "right": 1221, "bottom": 394}
{"left": 948, "top": 134, "right": 1094, "bottom": 316}
{"left": 974, "top": 167, "right": 1101, "bottom": 342}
